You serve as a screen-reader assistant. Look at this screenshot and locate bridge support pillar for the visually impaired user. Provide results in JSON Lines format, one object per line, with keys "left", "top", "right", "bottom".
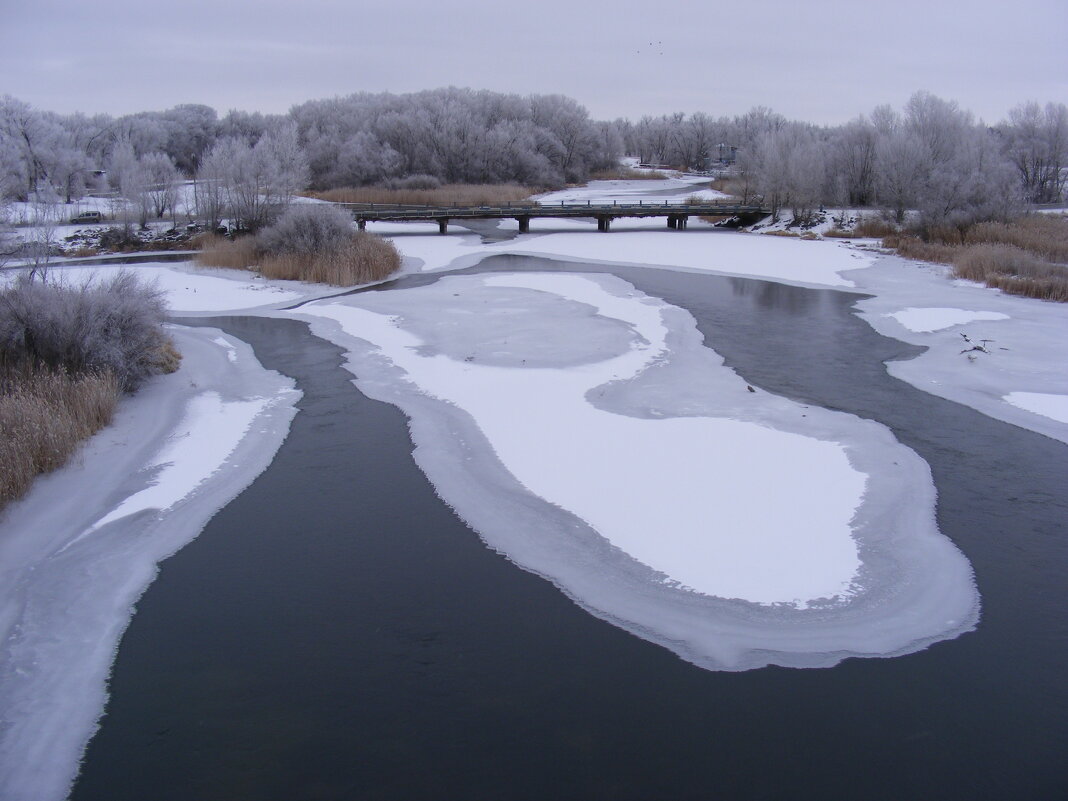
{"left": 667, "top": 215, "right": 678, "bottom": 229}
{"left": 597, "top": 216, "right": 612, "bottom": 232}
{"left": 356, "top": 219, "right": 366, "bottom": 231}
{"left": 437, "top": 218, "right": 449, "bottom": 235}
{"left": 678, "top": 215, "right": 689, "bottom": 230}
{"left": 517, "top": 216, "right": 529, "bottom": 233}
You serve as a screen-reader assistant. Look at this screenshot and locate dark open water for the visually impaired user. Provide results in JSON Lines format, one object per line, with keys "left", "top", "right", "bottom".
{"left": 72, "top": 257, "right": 1068, "bottom": 801}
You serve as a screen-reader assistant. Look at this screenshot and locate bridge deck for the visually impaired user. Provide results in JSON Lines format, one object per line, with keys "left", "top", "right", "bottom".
{"left": 338, "top": 201, "right": 769, "bottom": 233}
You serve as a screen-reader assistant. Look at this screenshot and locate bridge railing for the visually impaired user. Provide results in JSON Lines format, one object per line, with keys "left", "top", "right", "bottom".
{"left": 337, "top": 200, "right": 762, "bottom": 213}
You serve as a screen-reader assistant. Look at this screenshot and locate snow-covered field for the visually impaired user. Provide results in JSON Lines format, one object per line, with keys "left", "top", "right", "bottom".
{"left": 2, "top": 171, "right": 1066, "bottom": 800}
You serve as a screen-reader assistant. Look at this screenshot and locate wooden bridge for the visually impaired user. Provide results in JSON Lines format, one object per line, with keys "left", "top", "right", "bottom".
{"left": 338, "top": 200, "right": 769, "bottom": 234}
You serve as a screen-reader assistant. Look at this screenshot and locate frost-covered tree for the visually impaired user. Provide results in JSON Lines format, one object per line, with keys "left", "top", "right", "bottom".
{"left": 828, "top": 117, "right": 877, "bottom": 206}
{"left": 748, "top": 125, "right": 827, "bottom": 223}
{"left": 875, "top": 129, "right": 927, "bottom": 223}
{"left": 160, "top": 104, "right": 218, "bottom": 175}
{"left": 108, "top": 141, "right": 151, "bottom": 228}
{"left": 999, "top": 101, "right": 1068, "bottom": 204}
{"left": 199, "top": 121, "right": 309, "bottom": 232}
{"left": 139, "top": 152, "right": 181, "bottom": 220}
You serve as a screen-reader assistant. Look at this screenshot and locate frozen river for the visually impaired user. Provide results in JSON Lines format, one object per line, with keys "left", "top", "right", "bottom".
{"left": 62, "top": 256, "right": 1067, "bottom": 801}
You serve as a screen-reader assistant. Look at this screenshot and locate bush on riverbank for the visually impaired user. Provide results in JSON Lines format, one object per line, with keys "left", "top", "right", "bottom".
{"left": 0, "top": 271, "right": 179, "bottom": 510}
{"left": 197, "top": 204, "right": 402, "bottom": 286}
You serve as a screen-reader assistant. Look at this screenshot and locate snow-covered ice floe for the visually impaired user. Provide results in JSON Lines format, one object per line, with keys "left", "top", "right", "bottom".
{"left": 0, "top": 327, "right": 301, "bottom": 801}
{"left": 1003, "top": 392, "right": 1068, "bottom": 425}
{"left": 887, "top": 307, "right": 1010, "bottom": 332}
{"left": 291, "top": 271, "right": 979, "bottom": 671}
{"left": 851, "top": 255, "right": 1068, "bottom": 445}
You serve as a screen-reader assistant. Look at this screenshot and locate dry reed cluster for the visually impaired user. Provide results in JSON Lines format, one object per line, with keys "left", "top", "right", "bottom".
{"left": 258, "top": 233, "right": 401, "bottom": 284}
{"left": 302, "top": 184, "right": 537, "bottom": 207}
{"left": 589, "top": 167, "right": 668, "bottom": 180}
{"left": 0, "top": 362, "right": 119, "bottom": 508}
{"left": 196, "top": 204, "right": 402, "bottom": 286}
{"left": 882, "top": 215, "right": 1068, "bottom": 302}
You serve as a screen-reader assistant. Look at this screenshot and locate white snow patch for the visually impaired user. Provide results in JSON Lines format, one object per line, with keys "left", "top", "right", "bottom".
{"left": 487, "top": 229, "right": 868, "bottom": 288}
{"left": 299, "top": 275, "right": 864, "bottom": 605}
{"left": 212, "top": 336, "right": 239, "bottom": 362}
{"left": 2, "top": 262, "right": 309, "bottom": 312}
{"left": 76, "top": 392, "right": 269, "bottom": 538}
{"left": 292, "top": 271, "right": 977, "bottom": 671}
{"left": 1004, "top": 392, "right": 1068, "bottom": 424}
{"left": 888, "top": 307, "right": 1010, "bottom": 332}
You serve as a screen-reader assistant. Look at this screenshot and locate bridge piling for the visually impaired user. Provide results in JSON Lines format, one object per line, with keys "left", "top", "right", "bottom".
{"left": 517, "top": 216, "right": 530, "bottom": 233}
{"left": 437, "top": 218, "right": 448, "bottom": 235}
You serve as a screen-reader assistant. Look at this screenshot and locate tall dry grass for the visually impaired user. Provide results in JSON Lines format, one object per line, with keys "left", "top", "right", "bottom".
{"left": 302, "top": 184, "right": 538, "bottom": 207}
{"left": 952, "top": 244, "right": 1068, "bottom": 302}
{"left": 854, "top": 216, "right": 899, "bottom": 238}
{"left": 258, "top": 233, "right": 401, "bottom": 285}
{"left": 589, "top": 167, "right": 668, "bottom": 180}
{"left": 193, "top": 234, "right": 258, "bottom": 269}
{"left": 881, "top": 216, "right": 1068, "bottom": 302}
{"left": 0, "top": 361, "right": 120, "bottom": 510}
{"left": 881, "top": 234, "right": 959, "bottom": 264}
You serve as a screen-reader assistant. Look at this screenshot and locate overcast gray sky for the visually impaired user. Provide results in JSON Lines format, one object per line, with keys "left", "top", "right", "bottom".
{"left": 2, "top": 0, "right": 1065, "bottom": 124}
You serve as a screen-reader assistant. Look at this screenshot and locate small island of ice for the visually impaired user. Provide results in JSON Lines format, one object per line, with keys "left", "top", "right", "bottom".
{"left": 292, "top": 271, "right": 979, "bottom": 671}
{"left": 887, "top": 307, "right": 1010, "bottom": 332}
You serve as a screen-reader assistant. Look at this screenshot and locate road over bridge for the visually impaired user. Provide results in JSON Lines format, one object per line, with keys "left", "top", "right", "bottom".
{"left": 338, "top": 200, "right": 770, "bottom": 234}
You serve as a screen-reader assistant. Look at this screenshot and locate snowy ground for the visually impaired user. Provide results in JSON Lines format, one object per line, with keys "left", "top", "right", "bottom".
{"left": 2, "top": 172, "right": 1066, "bottom": 800}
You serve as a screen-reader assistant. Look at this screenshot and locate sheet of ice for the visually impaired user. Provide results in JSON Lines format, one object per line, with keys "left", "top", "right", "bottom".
{"left": 888, "top": 307, "right": 1010, "bottom": 332}
{"left": 1004, "top": 392, "right": 1068, "bottom": 424}
{"left": 70, "top": 392, "right": 270, "bottom": 542}
{"left": 849, "top": 253, "right": 1068, "bottom": 445}
{"left": 533, "top": 173, "right": 717, "bottom": 204}
{"left": 1, "top": 262, "right": 312, "bottom": 313}
{"left": 292, "top": 271, "right": 978, "bottom": 670}
{"left": 485, "top": 229, "right": 870, "bottom": 288}
{"left": 213, "top": 335, "right": 239, "bottom": 362}
{"left": 307, "top": 276, "right": 862, "bottom": 604}
{"left": 0, "top": 327, "right": 301, "bottom": 801}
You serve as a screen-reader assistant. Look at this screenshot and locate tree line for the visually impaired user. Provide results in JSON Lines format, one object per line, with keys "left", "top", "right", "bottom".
{"left": 1, "top": 87, "right": 1064, "bottom": 234}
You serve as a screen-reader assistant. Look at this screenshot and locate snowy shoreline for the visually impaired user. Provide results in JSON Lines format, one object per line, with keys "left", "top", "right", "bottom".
{"left": 0, "top": 326, "right": 300, "bottom": 801}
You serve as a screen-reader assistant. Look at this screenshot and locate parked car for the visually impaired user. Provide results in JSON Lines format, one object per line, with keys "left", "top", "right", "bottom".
{"left": 70, "top": 211, "right": 103, "bottom": 224}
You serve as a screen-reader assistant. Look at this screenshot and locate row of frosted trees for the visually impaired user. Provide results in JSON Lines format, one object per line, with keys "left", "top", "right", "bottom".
{"left": 619, "top": 92, "right": 1067, "bottom": 230}
{"left": 0, "top": 88, "right": 622, "bottom": 231}
{"left": 1, "top": 89, "right": 1064, "bottom": 234}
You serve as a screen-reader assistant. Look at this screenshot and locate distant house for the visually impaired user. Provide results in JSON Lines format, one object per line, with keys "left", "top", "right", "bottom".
{"left": 714, "top": 144, "right": 737, "bottom": 165}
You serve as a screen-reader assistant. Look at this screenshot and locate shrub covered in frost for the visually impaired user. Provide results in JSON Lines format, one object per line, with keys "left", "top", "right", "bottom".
{"left": 256, "top": 203, "right": 355, "bottom": 258}
{"left": 0, "top": 270, "right": 180, "bottom": 392}
{"left": 197, "top": 203, "right": 402, "bottom": 286}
